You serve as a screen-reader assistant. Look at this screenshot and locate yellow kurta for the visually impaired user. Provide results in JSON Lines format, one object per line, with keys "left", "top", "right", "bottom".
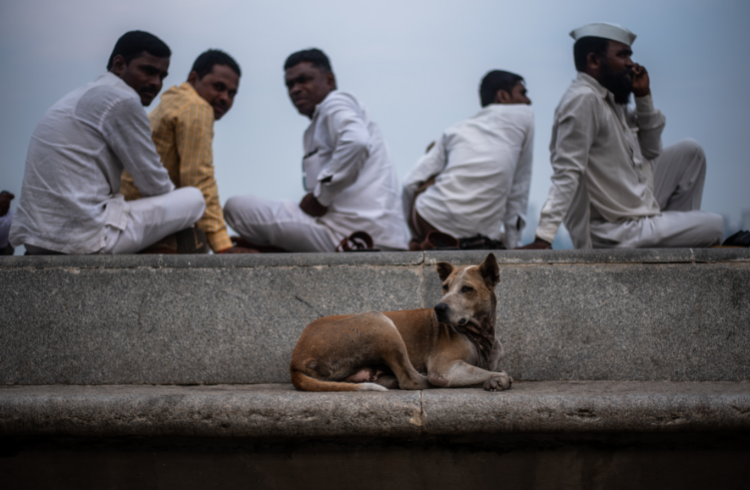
{"left": 120, "top": 82, "right": 232, "bottom": 252}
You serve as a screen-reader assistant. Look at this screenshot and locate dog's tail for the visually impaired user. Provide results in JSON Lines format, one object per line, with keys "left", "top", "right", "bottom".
{"left": 291, "top": 369, "right": 387, "bottom": 392}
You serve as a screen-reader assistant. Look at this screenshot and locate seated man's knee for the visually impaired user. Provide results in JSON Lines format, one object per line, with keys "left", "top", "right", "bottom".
{"left": 677, "top": 138, "right": 706, "bottom": 165}
{"left": 180, "top": 187, "right": 206, "bottom": 220}
{"left": 223, "top": 196, "right": 245, "bottom": 227}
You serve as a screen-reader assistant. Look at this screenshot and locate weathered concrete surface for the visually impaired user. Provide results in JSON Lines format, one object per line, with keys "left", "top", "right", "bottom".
{"left": 1, "top": 381, "right": 749, "bottom": 438}
{"left": 1, "top": 249, "right": 748, "bottom": 384}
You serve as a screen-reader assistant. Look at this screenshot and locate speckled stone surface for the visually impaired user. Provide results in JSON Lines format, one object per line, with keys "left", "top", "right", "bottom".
{"left": 0, "top": 261, "right": 425, "bottom": 385}
{"left": 1, "top": 381, "right": 748, "bottom": 438}
{"left": 1, "top": 250, "right": 748, "bottom": 384}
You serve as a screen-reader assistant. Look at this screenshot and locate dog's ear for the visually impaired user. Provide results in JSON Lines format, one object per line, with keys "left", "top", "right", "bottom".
{"left": 436, "top": 262, "right": 454, "bottom": 282}
{"left": 479, "top": 253, "right": 500, "bottom": 288}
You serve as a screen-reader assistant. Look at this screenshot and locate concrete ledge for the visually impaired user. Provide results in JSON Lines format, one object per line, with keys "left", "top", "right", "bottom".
{"left": 1, "top": 382, "right": 749, "bottom": 438}
{"left": 2, "top": 249, "right": 749, "bottom": 384}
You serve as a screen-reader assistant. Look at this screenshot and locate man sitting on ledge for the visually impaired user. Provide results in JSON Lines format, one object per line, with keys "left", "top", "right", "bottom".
{"left": 402, "top": 70, "right": 534, "bottom": 250}
{"left": 224, "top": 48, "right": 408, "bottom": 252}
{"left": 10, "top": 31, "right": 205, "bottom": 255}
{"left": 521, "top": 23, "right": 723, "bottom": 250}
{"left": 120, "top": 49, "right": 253, "bottom": 254}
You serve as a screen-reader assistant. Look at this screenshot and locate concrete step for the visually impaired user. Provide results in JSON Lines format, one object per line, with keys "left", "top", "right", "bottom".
{"left": 1, "top": 249, "right": 748, "bottom": 385}
{"left": 1, "top": 381, "right": 749, "bottom": 439}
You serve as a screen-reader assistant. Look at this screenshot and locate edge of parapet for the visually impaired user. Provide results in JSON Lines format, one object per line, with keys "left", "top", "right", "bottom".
{"left": 0, "top": 248, "right": 748, "bottom": 270}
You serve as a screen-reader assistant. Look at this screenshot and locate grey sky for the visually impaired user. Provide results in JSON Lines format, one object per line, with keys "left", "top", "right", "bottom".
{"left": 1, "top": 0, "right": 748, "bottom": 250}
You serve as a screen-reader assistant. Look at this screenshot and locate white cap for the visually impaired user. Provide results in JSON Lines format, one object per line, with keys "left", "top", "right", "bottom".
{"left": 569, "top": 22, "right": 636, "bottom": 46}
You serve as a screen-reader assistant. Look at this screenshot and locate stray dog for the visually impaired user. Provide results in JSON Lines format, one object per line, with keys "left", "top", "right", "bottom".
{"left": 290, "top": 253, "right": 512, "bottom": 392}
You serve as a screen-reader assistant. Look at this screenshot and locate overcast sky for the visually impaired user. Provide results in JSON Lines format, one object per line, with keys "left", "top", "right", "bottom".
{"left": 1, "top": 0, "right": 748, "bottom": 251}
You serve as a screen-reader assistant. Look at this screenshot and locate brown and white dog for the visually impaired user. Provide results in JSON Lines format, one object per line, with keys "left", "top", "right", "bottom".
{"left": 290, "top": 253, "right": 512, "bottom": 392}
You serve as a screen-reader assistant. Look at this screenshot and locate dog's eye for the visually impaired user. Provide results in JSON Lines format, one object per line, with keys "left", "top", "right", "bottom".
{"left": 461, "top": 286, "right": 474, "bottom": 294}
{"left": 442, "top": 284, "right": 449, "bottom": 291}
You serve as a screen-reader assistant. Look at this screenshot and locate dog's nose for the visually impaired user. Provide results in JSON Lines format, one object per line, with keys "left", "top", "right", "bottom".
{"left": 434, "top": 303, "right": 448, "bottom": 316}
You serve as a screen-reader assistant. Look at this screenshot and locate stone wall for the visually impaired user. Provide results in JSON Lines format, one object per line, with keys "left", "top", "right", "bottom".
{"left": 2, "top": 249, "right": 748, "bottom": 384}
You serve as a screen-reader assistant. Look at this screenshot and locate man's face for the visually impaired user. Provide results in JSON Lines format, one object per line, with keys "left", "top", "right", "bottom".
{"left": 598, "top": 40, "right": 635, "bottom": 104}
{"left": 111, "top": 52, "right": 170, "bottom": 106}
{"left": 496, "top": 81, "right": 531, "bottom": 105}
{"left": 188, "top": 64, "right": 240, "bottom": 120}
{"left": 284, "top": 62, "right": 335, "bottom": 118}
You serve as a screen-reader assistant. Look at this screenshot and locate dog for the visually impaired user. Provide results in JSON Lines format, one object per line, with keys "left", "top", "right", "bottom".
{"left": 290, "top": 253, "right": 512, "bottom": 392}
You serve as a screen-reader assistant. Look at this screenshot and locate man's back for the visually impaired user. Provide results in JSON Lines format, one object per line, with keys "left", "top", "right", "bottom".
{"left": 10, "top": 73, "right": 173, "bottom": 254}
{"left": 407, "top": 103, "right": 534, "bottom": 241}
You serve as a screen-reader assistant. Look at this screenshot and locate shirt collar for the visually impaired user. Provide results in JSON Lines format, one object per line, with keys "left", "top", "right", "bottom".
{"left": 311, "top": 89, "right": 338, "bottom": 119}
{"left": 576, "top": 72, "right": 611, "bottom": 100}
{"left": 178, "top": 82, "right": 211, "bottom": 107}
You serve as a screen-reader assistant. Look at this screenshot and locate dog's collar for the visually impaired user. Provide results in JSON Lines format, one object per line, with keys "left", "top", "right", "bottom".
{"left": 455, "top": 318, "right": 494, "bottom": 366}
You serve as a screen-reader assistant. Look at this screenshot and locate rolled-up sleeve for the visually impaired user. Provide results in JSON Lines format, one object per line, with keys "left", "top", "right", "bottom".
{"left": 313, "top": 104, "right": 370, "bottom": 207}
{"left": 102, "top": 98, "right": 174, "bottom": 197}
{"left": 536, "top": 94, "right": 598, "bottom": 244}
{"left": 634, "top": 95, "right": 666, "bottom": 161}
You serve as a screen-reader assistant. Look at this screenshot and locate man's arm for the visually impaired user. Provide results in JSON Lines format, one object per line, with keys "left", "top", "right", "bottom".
{"left": 102, "top": 97, "right": 174, "bottom": 197}
{"left": 401, "top": 136, "right": 448, "bottom": 230}
{"left": 174, "top": 103, "right": 233, "bottom": 253}
{"left": 631, "top": 65, "right": 666, "bottom": 161}
{"left": 312, "top": 101, "right": 371, "bottom": 208}
{"left": 503, "top": 112, "right": 534, "bottom": 249}
{"left": 520, "top": 93, "right": 599, "bottom": 249}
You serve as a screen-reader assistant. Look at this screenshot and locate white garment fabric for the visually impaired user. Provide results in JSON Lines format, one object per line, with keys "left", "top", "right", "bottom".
{"left": 303, "top": 91, "right": 408, "bottom": 250}
{"left": 402, "top": 104, "right": 534, "bottom": 248}
{"left": 0, "top": 209, "right": 12, "bottom": 249}
{"left": 10, "top": 72, "right": 177, "bottom": 254}
{"left": 228, "top": 90, "right": 409, "bottom": 251}
{"left": 536, "top": 72, "right": 664, "bottom": 247}
{"left": 25, "top": 188, "right": 205, "bottom": 255}
{"left": 536, "top": 72, "right": 722, "bottom": 248}
{"left": 590, "top": 139, "right": 723, "bottom": 248}
{"left": 569, "top": 22, "right": 637, "bottom": 46}
{"left": 102, "top": 188, "right": 205, "bottom": 254}
{"left": 224, "top": 195, "right": 339, "bottom": 252}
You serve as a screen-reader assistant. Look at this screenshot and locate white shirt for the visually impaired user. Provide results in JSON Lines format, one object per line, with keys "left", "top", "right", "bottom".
{"left": 536, "top": 72, "right": 665, "bottom": 248}
{"left": 402, "top": 104, "right": 534, "bottom": 248}
{"left": 303, "top": 90, "right": 408, "bottom": 250}
{"left": 10, "top": 73, "right": 174, "bottom": 254}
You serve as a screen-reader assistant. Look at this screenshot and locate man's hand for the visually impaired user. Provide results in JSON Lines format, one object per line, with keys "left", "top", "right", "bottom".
{"left": 0, "top": 191, "right": 14, "bottom": 217}
{"left": 632, "top": 63, "right": 651, "bottom": 98}
{"left": 299, "top": 192, "right": 328, "bottom": 217}
{"left": 516, "top": 236, "right": 552, "bottom": 250}
{"left": 221, "top": 246, "right": 258, "bottom": 254}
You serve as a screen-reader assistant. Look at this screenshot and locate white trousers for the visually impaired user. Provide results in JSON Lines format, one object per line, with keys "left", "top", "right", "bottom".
{"left": 590, "top": 139, "right": 724, "bottom": 248}
{"left": 223, "top": 195, "right": 339, "bottom": 253}
{"left": 102, "top": 187, "right": 205, "bottom": 254}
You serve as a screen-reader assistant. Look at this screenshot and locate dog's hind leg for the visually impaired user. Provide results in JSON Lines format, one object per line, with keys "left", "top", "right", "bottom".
{"left": 369, "top": 314, "right": 429, "bottom": 390}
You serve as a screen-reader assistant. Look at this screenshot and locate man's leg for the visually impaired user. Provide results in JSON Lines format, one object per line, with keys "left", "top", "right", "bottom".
{"left": 591, "top": 212, "right": 723, "bottom": 248}
{"left": 653, "top": 139, "right": 707, "bottom": 212}
{"left": 103, "top": 187, "right": 206, "bottom": 254}
{"left": 223, "top": 195, "right": 338, "bottom": 253}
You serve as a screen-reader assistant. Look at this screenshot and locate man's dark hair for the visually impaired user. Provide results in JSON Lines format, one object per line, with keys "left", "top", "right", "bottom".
{"left": 284, "top": 48, "right": 332, "bottom": 73}
{"left": 190, "top": 49, "right": 241, "bottom": 79}
{"left": 479, "top": 70, "right": 524, "bottom": 107}
{"left": 107, "top": 31, "right": 171, "bottom": 70}
{"left": 573, "top": 36, "right": 609, "bottom": 72}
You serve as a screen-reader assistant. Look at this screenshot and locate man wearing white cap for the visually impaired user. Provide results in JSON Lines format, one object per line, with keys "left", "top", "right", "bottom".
{"left": 521, "top": 23, "right": 723, "bottom": 249}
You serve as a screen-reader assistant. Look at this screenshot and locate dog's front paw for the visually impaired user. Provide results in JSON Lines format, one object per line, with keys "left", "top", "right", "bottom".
{"left": 483, "top": 373, "right": 512, "bottom": 392}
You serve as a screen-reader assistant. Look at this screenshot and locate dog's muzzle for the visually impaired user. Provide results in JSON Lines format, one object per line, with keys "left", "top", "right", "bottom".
{"left": 434, "top": 302, "right": 449, "bottom": 322}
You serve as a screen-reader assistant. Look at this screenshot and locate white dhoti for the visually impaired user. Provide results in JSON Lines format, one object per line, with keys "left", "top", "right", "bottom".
{"left": 590, "top": 139, "right": 724, "bottom": 248}
{"left": 26, "top": 187, "right": 206, "bottom": 255}
{"left": 223, "top": 196, "right": 339, "bottom": 253}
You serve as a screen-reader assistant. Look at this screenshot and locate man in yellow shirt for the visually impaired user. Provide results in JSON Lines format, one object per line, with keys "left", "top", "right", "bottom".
{"left": 121, "top": 49, "right": 253, "bottom": 253}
